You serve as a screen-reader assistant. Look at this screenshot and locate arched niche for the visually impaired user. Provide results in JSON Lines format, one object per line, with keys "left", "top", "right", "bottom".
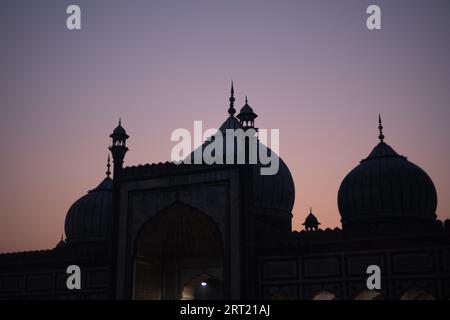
{"left": 133, "top": 201, "right": 223, "bottom": 300}
{"left": 312, "top": 291, "right": 336, "bottom": 300}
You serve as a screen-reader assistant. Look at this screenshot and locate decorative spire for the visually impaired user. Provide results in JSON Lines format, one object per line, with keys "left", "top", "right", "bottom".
{"left": 228, "top": 81, "right": 236, "bottom": 116}
{"left": 119, "top": 117, "right": 122, "bottom": 126}
{"left": 106, "top": 155, "right": 111, "bottom": 178}
{"left": 310, "top": 207, "right": 312, "bottom": 214}
{"left": 378, "top": 114, "right": 385, "bottom": 142}
{"left": 245, "top": 95, "right": 248, "bottom": 104}
{"left": 60, "top": 233, "right": 64, "bottom": 241}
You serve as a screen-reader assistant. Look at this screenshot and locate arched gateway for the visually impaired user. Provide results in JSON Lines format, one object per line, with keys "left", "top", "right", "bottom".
{"left": 133, "top": 201, "right": 223, "bottom": 299}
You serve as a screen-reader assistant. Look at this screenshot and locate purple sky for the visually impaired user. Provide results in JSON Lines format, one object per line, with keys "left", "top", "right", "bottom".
{"left": 1, "top": 0, "right": 450, "bottom": 252}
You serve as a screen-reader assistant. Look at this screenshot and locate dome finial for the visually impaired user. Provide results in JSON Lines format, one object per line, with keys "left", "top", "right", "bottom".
{"left": 119, "top": 117, "right": 122, "bottom": 126}
{"left": 228, "top": 81, "right": 236, "bottom": 116}
{"left": 378, "top": 114, "right": 385, "bottom": 142}
{"left": 245, "top": 95, "right": 248, "bottom": 104}
{"left": 106, "top": 155, "right": 111, "bottom": 178}
{"left": 310, "top": 207, "right": 312, "bottom": 214}
{"left": 60, "top": 233, "right": 64, "bottom": 241}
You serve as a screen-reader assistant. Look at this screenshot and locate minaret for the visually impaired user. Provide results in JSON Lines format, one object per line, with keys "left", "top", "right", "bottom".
{"left": 108, "top": 119, "right": 129, "bottom": 299}
{"left": 237, "top": 96, "right": 258, "bottom": 130}
{"left": 109, "top": 118, "right": 129, "bottom": 179}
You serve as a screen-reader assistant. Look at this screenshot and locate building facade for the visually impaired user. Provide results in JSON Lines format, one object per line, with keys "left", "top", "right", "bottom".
{"left": 1, "top": 86, "right": 449, "bottom": 300}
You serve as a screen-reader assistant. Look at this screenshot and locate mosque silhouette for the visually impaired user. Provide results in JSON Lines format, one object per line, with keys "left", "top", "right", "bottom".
{"left": 0, "top": 85, "right": 449, "bottom": 300}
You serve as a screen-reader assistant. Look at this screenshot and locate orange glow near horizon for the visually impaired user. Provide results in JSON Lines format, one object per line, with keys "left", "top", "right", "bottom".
{"left": 1, "top": 0, "right": 450, "bottom": 252}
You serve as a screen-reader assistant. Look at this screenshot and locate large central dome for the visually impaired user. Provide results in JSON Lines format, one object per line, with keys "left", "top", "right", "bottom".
{"left": 187, "top": 86, "right": 295, "bottom": 236}
{"left": 338, "top": 117, "right": 437, "bottom": 228}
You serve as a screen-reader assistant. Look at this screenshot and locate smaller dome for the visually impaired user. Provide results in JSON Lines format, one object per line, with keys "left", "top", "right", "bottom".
{"left": 240, "top": 102, "right": 254, "bottom": 115}
{"left": 110, "top": 119, "right": 129, "bottom": 139}
{"left": 64, "top": 177, "right": 113, "bottom": 243}
{"left": 113, "top": 125, "right": 126, "bottom": 135}
{"left": 302, "top": 208, "right": 320, "bottom": 231}
{"left": 338, "top": 117, "right": 437, "bottom": 228}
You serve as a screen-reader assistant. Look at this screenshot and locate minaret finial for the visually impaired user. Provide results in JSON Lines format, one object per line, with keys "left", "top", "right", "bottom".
{"left": 378, "top": 114, "right": 385, "bottom": 142}
{"left": 228, "top": 81, "right": 236, "bottom": 116}
{"left": 106, "top": 155, "right": 111, "bottom": 178}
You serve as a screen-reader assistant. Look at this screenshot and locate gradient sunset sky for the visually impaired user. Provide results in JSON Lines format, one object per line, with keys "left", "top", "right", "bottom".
{"left": 1, "top": 0, "right": 450, "bottom": 252}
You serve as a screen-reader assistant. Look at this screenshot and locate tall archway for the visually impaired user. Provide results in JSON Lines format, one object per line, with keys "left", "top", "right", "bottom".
{"left": 133, "top": 201, "right": 223, "bottom": 300}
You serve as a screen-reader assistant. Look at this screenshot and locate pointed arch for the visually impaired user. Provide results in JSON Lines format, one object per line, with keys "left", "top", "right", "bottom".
{"left": 133, "top": 200, "right": 223, "bottom": 300}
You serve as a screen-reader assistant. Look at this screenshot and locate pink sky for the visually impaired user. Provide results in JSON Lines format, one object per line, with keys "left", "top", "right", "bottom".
{"left": 1, "top": 0, "right": 449, "bottom": 252}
